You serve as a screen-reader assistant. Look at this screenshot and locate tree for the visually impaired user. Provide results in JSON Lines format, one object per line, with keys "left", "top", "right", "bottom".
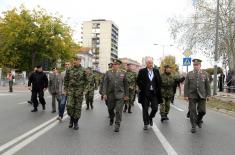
{"left": 168, "top": 0, "right": 235, "bottom": 72}
{"left": 0, "top": 5, "right": 79, "bottom": 72}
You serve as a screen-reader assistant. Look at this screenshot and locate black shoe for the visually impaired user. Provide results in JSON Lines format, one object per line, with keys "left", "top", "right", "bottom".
{"left": 42, "top": 105, "right": 46, "bottom": 110}
{"left": 91, "top": 105, "right": 93, "bottom": 109}
{"left": 31, "top": 108, "right": 38, "bottom": 112}
{"left": 123, "top": 105, "right": 127, "bottom": 112}
{"left": 143, "top": 125, "right": 148, "bottom": 130}
{"left": 27, "top": 101, "right": 32, "bottom": 104}
{"left": 73, "top": 119, "right": 79, "bottom": 130}
{"left": 149, "top": 118, "right": 153, "bottom": 126}
{"left": 114, "top": 125, "right": 120, "bottom": 132}
{"left": 191, "top": 127, "right": 196, "bottom": 133}
{"left": 161, "top": 116, "right": 166, "bottom": 122}
{"left": 128, "top": 105, "right": 132, "bottom": 113}
{"left": 187, "top": 111, "right": 190, "bottom": 118}
{"left": 110, "top": 119, "right": 114, "bottom": 126}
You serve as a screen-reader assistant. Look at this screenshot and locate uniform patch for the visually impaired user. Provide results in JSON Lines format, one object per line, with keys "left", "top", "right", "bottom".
{"left": 120, "top": 73, "right": 125, "bottom": 80}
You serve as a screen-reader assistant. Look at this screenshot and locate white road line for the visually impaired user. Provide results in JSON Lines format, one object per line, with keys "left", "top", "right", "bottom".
{"left": 0, "top": 116, "right": 58, "bottom": 152}
{"left": 170, "top": 104, "right": 184, "bottom": 112}
{"left": 17, "top": 102, "right": 27, "bottom": 105}
{"left": 137, "top": 103, "right": 178, "bottom": 155}
{"left": 1, "top": 96, "right": 100, "bottom": 154}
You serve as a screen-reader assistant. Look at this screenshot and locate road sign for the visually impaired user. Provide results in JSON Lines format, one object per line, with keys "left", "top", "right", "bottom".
{"left": 183, "top": 49, "right": 192, "bottom": 57}
{"left": 183, "top": 57, "right": 191, "bottom": 66}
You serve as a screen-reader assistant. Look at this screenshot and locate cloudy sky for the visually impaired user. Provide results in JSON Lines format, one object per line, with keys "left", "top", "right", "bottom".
{"left": 0, "top": 0, "right": 214, "bottom": 71}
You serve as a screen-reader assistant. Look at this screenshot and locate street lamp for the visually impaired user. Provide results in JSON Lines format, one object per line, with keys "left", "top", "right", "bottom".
{"left": 153, "top": 44, "right": 174, "bottom": 58}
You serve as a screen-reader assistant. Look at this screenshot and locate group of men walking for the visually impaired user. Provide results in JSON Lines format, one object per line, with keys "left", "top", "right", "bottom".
{"left": 27, "top": 55, "right": 210, "bottom": 134}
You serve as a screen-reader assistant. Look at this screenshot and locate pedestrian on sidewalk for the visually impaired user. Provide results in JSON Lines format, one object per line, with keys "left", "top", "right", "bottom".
{"left": 184, "top": 59, "right": 211, "bottom": 133}
{"left": 137, "top": 58, "right": 163, "bottom": 130}
{"left": 57, "top": 61, "right": 71, "bottom": 122}
{"left": 7, "top": 71, "right": 14, "bottom": 92}
{"left": 28, "top": 65, "right": 48, "bottom": 112}
{"left": 48, "top": 68, "right": 61, "bottom": 113}
{"left": 123, "top": 63, "right": 137, "bottom": 114}
{"left": 64, "top": 56, "right": 87, "bottom": 130}
{"left": 103, "top": 59, "right": 129, "bottom": 132}
{"left": 84, "top": 67, "right": 97, "bottom": 110}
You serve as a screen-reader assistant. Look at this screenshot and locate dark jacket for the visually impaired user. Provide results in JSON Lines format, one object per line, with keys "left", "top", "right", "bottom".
{"left": 28, "top": 71, "right": 48, "bottom": 91}
{"left": 137, "top": 67, "right": 163, "bottom": 103}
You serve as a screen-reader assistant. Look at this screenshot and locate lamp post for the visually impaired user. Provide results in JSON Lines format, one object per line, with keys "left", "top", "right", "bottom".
{"left": 153, "top": 44, "right": 174, "bottom": 58}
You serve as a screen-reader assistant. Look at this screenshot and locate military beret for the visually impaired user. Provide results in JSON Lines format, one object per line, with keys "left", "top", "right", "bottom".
{"left": 192, "top": 59, "right": 202, "bottom": 64}
{"left": 164, "top": 65, "right": 171, "bottom": 68}
{"left": 113, "top": 59, "right": 122, "bottom": 65}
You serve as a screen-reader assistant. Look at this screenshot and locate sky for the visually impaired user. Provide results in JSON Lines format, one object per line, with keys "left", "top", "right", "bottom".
{"left": 0, "top": 0, "right": 214, "bottom": 72}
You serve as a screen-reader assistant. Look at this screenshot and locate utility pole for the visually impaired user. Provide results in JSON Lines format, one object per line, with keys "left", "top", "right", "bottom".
{"left": 213, "top": 0, "right": 219, "bottom": 96}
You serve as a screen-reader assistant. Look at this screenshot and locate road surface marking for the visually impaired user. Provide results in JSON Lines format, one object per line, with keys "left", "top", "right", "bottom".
{"left": 137, "top": 103, "right": 178, "bottom": 155}
{"left": 170, "top": 104, "right": 184, "bottom": 112}
{"left": 1, "top": 96, "right": 99, "bottom": 154}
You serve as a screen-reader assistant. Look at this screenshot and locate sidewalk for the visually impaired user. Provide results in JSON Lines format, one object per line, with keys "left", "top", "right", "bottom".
{"left": 215, "top": 91, "right": 235, "bottom": 103}
{"left": 0, "top": 84, "right": 29, "bottom": 93}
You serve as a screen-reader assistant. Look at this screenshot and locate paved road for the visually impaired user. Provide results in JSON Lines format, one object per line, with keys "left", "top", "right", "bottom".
{"left": 0, "top": 91, "right": 234, "bottom": 155}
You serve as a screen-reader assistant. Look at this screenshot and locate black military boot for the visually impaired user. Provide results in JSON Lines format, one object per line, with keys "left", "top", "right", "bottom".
{"left": 31, "top": 107, "right": 38, "bottom": 112}
{"left": 68, "top": 117, "right": 74, "bottom": 128}
{"left": 123, "top": 104, "right": 127, "bottom": 112}
{"left": 128, "top": 105, "right": 132, "bottom": 113}
{"left": 191, "top": 126, "right": 196, "bottom": 133}
{"left": 165, "top": 114, "right": 169, "bottom": 120}
{"left": 73, "top": 118, "right": 79, "bottom": 130}
{"left": 161, "top": 114, "right": 166, "bottom": 122}
{"left": 90, "top": 102, "right": 93, "bottom": 109}
{"left": 186, "top": 111, "right": 190, "bottom": 118}
{"left": 114, "top": 124, "right": 120, "bottom": 132}
{"left": 110, "top": 118, "right": 114, "bottom": 126}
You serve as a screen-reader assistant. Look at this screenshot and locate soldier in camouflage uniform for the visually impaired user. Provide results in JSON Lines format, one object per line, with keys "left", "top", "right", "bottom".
{"left": 184, "top": 59, "right": 211, "bottom": 133}
{"left": 123, "top": 63, "right": 137, "bottom": 113}
{"left": 64, "top": 56, "right": 87, "bottom": 130}
{"left": 103, "top": 59, "right": 129, "bottom": 132}
{"left": 85, "top": 67, "right": 97, "bottom": 110}
{"left": 160, "top": 65, "right": 176, "bottom": 122}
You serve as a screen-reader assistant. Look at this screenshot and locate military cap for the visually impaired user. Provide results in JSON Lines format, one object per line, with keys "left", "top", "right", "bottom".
{"left": 192, "top": 59, "right": 202, "bottom": 64}
{"left": 113, "top": 59, "right": 122, "bottom": 65}
{"left": 164, "top": 65, "right": 171, "bottom": 68}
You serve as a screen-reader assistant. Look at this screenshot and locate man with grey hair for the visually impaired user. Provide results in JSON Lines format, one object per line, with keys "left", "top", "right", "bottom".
{"left": 137, "top": 58, "right": 163, "bottom": 130}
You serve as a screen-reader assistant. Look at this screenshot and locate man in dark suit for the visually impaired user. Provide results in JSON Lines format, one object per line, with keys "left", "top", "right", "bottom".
{"left": 137, "top": 58, "right": 163, "bottom": 130}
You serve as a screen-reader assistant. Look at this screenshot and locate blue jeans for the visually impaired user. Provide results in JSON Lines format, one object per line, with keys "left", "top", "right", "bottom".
{"left": 58, "top": 95, "right": 67, "bottom": 118}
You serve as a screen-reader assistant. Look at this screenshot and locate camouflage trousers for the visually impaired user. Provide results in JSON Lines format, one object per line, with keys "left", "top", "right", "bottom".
{"left": 85, "top": 90, "right": 94, "bottom": 105}
{"left": 66, "top": 92, "right": 83, "bottom": 119}
{"left": 125, "top": 89, "right": 136, "bottom": 106}
{"left": 160, "top": 97, "right": 171, "bottom": 116}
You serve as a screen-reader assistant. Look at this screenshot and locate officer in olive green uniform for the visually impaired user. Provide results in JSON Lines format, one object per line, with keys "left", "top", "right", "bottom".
{"left": 184, "top": 59, "right": 211, "bottom": 133}
{"left": 103, "top": 59, "right": 129, "bottom": 132}
{"left": 160, "top": 65, "right": 176, "bottom": 122}
{"left": 123, "top": 63, "right": 137, "bottom": 113}
{"left": 85, "top": 67, "right": 97, "bottom": 110}
{"left": 64, "top": 56, "right": 87, "bottom": 130}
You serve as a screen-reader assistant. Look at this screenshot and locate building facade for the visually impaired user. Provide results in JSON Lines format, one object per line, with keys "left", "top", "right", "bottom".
{"left": 119, "top": 58, "right": 142, "bottom": 72}
{"left": 82, "top": 19, "right": 119, "bottom": 73}
{"left": 77, "top": 47, "right": 93, "bottom": 68}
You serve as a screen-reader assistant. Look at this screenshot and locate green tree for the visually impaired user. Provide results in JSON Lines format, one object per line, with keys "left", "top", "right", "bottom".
{"left": 0, "top": 5, "right": 79, "bottom": 71}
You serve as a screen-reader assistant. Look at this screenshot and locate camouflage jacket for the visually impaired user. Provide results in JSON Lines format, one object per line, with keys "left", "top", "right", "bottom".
{"left": 161, "top": 72, "right": 176, "bottom": 98}
{"left": 85, "top": 73, "right": 97, "bottom": 92}
{"left": 64, "top": 65, "right": 87, "bottom": 93}
{"left": 126, "top": 70, "right": 137, "bottom": 91}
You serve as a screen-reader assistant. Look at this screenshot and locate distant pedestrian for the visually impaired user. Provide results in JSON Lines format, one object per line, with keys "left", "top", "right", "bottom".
{"left": 27, "top": 67, "right": 37, "bottom": 105}
{"left": 218, "top": 73, "right": 225, "bottom": 92}
{"left": 137, "top": 58, "right": 163, "bottom": 130}
{"left": 28, "top": 65, "right": 48, "bottom": 112}
{"left": 7, "top": 72, "right": 14, "bottom": 92}
{"left": 184, "top": 59, "right": 211, "bottom": 133}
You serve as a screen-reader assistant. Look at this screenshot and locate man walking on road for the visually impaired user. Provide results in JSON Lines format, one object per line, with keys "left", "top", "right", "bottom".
{"left": 64, "top": 56, "right": 87, "bottom": 130}
{"left": 184, "top": 59, "right": 211, "bottom": 133}
{"left": 28, "top": 65, "right": 48, "bottom": 112}
{"left": 160, "top": 65, "right": 176, "bottom": 122}
{"left": 103, "top": 59, "right": 129, "bottom": 132}
{"left": 7, "top": 71, "right": 14, "bottom": 92}
{"left": 137, "top": 58, "right": 163, "bottom": 130}
{"left": 123, "top": 63, "right": 137, "bottom": 113}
